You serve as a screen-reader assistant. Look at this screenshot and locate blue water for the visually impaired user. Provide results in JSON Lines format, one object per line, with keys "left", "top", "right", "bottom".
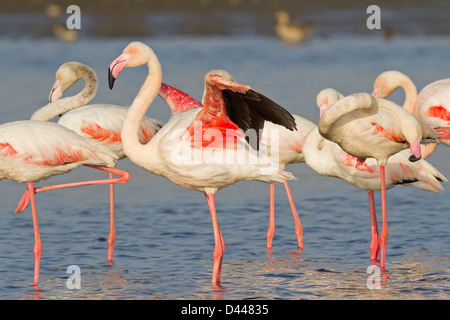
{"left": 0, "top": 32, "right": 449, "bottom": 299}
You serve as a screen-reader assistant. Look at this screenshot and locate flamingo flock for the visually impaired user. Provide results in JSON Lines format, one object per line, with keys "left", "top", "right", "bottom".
{"left": 1, "top": 41, "right": 448, "bottom": 287}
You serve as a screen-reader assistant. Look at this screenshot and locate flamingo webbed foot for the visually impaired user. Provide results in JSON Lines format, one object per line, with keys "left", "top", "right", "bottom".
{"left": 14, "top": 189, "right": 32, "bottom": 215}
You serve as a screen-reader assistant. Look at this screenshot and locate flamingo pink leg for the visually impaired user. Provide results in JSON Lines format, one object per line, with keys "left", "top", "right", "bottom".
{"left": 267, "top": 182, "right": 303, "bottom": 250}
{"left": 368, "top": 191, "right": 380, "bottom": 261}
{"left": 14, "top": 165, "right": 130, "bottom": 214}
{"left": 266, "top": 184, "right": 275, "bottom": 249}
{"left": 205, "top": 193, "right": 225, "bottom": 285}
{"left": 284, "top": 181, "right": 303, "bottom": 250}
{"left": 379, "top": 165, "right": 389, "bottom": 269}
{"left": 28, "top": 182, "right": 42, "bottom": 287}
{"left": 15, "top": 166, "right": 128, "bottom": 286}
{"left": 107, "top": 172, "right": 116, "bottom": 263}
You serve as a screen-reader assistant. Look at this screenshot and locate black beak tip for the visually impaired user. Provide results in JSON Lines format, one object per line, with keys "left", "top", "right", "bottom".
{"left": 108, "top": 68, "right": 116, "bottom": 90}
{"left": 408, "top": 154, "right": 421, "bottom": 162}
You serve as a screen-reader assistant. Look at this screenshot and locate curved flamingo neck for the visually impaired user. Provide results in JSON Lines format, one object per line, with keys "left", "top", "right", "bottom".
{"left": 398, "top": 76, "right": 418, "bottom": 115}
{"left": 31, "top": 66, "right": 97, "bottom": 121}
{"left": 318, "top": 93, "right": 376, "bottom": 137}
{"left": 121, "top": 54, "right": 162, "bottom": 167}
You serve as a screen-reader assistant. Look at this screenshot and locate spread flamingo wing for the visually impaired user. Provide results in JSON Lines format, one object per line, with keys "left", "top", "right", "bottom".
{"left": 191, "top": 71, "right": 297, "bottom": 149}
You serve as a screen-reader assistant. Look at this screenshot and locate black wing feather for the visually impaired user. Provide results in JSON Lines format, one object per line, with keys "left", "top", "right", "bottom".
{"left": 221, "top": 89, "right": 297, "bottom": 150}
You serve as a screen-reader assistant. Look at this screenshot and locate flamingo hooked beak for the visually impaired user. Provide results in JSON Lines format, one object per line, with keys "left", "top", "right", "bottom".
{"left": 371, "top": 87, "right": 379, "bottom": 98}
{"left": 49, "top": 80, "right": 63, "bottom": 102}
{"left": 108, "top": 53, "right": 131, "bottom": 89}
{"left": 319, "top": 103, "right": 329, "bottom": 117}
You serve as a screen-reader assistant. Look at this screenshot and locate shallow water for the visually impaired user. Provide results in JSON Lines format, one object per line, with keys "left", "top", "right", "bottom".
{"left": 0, "top": 19, "right": 449, "bottom": 300}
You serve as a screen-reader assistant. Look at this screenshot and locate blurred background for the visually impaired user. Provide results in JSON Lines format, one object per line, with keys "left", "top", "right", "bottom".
{"left": 1, "top": 0, "right": 450, "bottom": 41}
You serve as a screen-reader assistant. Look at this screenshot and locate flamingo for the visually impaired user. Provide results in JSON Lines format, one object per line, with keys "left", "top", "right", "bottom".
{"left": 218, "top": 74, "right": 316, "bottom": 250}
{"left": 0, "top": 120, "right": 131, "bottom": 286}
{"left": 372, "top": 70, "right": 450, "bottom": 153}
{"left": 318, "top": 91, "right": 439, "bottom": 268}
{"left": 26, "top": 61, "right": 162, "bottom": 262}
{"left": 108, "top": 41, "right": 298, "bottom": 285}
{"left": 158, "top": 70, "right": 316, "bottom": 250}
{"left": 304, "top": 88, "right": 446, "bottom": 262}
{"left": 200, "top": 69, "right": 316, "bottom": 249}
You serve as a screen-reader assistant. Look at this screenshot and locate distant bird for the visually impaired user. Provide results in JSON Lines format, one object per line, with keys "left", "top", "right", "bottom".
{"left": 45, "top": 3, "right": 78, "bottom": 42}
{"left": 304, "top": 88, "right": 446, "bottom": 262}
{"left": 1, "top": 120, "right": 130, "bottom": 286}
{"left": 51, "top": 24, "right": 78, "bottom": 42}
{"left": 29, "top": 61, "right": 162, "bottom": 262}
{"left": 275, "top": 10, "right": 313, "bottom": 44}
{"left": 158, "top": 70, "right": 315, "bottom": 250}
{"left": 373, "top": 70, "right": 450, "bottom": 151}
{"left": 318, "top": 91, "right": 439, "bottom": 268}
{"left": 108, "top": 41, "right": 298, "bottom": 285}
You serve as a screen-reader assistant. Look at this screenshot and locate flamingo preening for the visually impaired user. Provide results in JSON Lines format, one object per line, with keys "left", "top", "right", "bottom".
{"left": 317, "top": 91, "right": 439, "bottom": 268}
{"left": 304, "top": 88, "right": 445, "bottom": 263}
{"left": 372, "top": 70, "right": 450, "bottom": 152}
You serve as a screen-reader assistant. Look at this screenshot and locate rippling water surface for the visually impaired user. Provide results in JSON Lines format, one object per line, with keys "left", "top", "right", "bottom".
{"left": 0, "top": 8, "right": 449, "bottom": 300}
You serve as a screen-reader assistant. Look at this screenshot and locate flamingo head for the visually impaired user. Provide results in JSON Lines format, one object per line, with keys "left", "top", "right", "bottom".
{"left": 49, "top": 62, "right": 81, "bottom": 102}
{"left": 372, "top": 70, "right": 406, "bottom": 98}
{"left": 204, "top": 69, "right": 236, "bottom": 83}
{"left": 316, "top": 88, "right": 343, "bottom": 117}
{"left": 202, "top": 69, "right": 236, "bottom": 103}
{"left": 49, "top": 62, "right": 97, "bottom": 102}
{"left": 49, "top": 80, "right": 63, "bottom": 103}
{"left": 108, "top": 41, "right": 156, "bottom": 89}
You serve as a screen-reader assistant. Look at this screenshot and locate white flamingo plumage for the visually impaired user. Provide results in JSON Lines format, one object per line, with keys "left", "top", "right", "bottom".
{"left": 317, "top": 90, "right": 439, "bottom": 268}
{"left": 108, "top": 41, "right": 299, "bottom": 285}
{"left": 158, "top": 70, "right": 316, "bottom": 250}
{"left": 1, "top": 120, "right": 130, "bottom": 286}
{"left": 304, "top": 88, "right": 446, "bottom": 262}
{"left": 372, "top": 70, "right": 450, "bottom": 152}
{"left": 28, "top": 61, "right": 162, "bottom": 262}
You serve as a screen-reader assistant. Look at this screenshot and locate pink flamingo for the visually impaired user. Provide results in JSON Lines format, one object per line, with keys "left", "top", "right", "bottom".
{"left": 304, "top": 88, "right": 446, "bottom": 262}
{"left": 211, "top": 72, "right": 316, "bottom": 250}
{"left": 318, "top": 91, "right": 439, "bottom": 268}
{"left": 1, "top": 120, "right": 130, "bottom": 286}
{"left": 26, "top": 61, "right": 162, "bottom": 262}
{"left": 108, "top": 41, "right": 298, "bottom": 285}
{"left": 372, "top": 70, "right": 450, "bottom": 154}
{"left": 159, "top": 71, "right": 316, "bottom": 250}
